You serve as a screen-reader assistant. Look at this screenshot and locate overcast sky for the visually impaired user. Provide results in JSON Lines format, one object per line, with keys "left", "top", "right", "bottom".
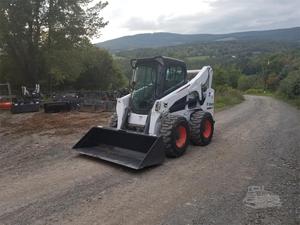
{"left": 94, "top": 0, "right": 300, "bottom": 42}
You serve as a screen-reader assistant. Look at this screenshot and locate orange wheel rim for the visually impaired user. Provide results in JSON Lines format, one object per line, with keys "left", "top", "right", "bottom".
{"left": 176, "top": 125, "right": 187, "bottom": 148}
{"left": 202, "top": 119, "right": 212, "bottom": 139}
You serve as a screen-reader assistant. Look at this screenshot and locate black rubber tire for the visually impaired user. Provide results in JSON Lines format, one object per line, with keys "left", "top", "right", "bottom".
{"left": 109, "top": 112, "right": 118, "bottom": 128}
{"left": 160, "top": 114, "right": 190, "bottom": 158}
{"left": 190, "top": 111, "right": 214, "bottom": 146}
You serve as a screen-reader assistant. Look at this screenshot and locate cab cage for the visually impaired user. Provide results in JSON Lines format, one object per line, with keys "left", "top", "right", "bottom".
{"left": 130, "top": 56, "right": 188, "bottom": 100}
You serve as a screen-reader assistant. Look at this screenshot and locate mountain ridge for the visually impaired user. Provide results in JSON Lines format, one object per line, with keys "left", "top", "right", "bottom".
{"left": 96, "top": 27, "right": 300, "bottom": 52}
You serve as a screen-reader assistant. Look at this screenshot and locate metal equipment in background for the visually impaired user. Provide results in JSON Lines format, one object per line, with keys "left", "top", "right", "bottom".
{"left": 0, "top": 83, "right": 13, "bottom": 110}
{"left": 78, "top": 91, "right": 113, "bottom": 112}
{"left": 44, "top": 92, "right": 80, "bottom": 113}
{"left": 74, "top": 56, "right": 215, "bottom": 170}
{"left": 11, "top": 84, "right": 41, "bottom": 114}
{"left": 78, "top": 89, "right": 128, "bottom": 112}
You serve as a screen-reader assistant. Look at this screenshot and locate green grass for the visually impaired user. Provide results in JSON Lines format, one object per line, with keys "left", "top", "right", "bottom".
{"left": 244, "top": 88, "right": 273, "bottom": 96}
{"left": 186, "top": 56, "right": 210, "bottom": 61}
{"left": 286, "top": 98, "right": 300, "bottom": 109}
{"left": 244, "top": 88, "right": 300, "bottom": 109}
{"left": 274, "top": 94, "right": 300, "bottom": 109}
{"left": 215, "top": 86, "right": 244, "bottom": 111}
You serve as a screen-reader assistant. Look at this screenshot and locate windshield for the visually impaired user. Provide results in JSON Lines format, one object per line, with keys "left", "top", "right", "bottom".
{"left": 131, "top": 64, "right": 158, "bottom": 114}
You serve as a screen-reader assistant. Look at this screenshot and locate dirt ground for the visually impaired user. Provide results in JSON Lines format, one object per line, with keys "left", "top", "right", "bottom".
{"left": 0, "top": 95, "right": 299, "bottom": 225}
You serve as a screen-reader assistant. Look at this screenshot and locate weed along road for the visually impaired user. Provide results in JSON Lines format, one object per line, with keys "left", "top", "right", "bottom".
{"left": 0, "top": 95, "right": 299, "bottom": 225}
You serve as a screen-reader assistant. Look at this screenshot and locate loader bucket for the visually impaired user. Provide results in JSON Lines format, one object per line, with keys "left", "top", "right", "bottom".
{"left": 11, "top": 102, "right": 40, "bottom": 114}
{"left": 73, "top": 127, "right": 165, "bottom": 170}
{"left": 44, "top": 102, "right": 71, "bottom": 113}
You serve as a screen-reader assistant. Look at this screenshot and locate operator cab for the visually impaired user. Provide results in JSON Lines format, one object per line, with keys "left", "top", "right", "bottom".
{"left": 130, "top": 56, "right": 187, "bottom": 114}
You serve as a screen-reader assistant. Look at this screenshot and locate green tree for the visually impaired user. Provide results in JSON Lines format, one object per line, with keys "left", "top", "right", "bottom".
{"left": 279, "top": 71, "right": 300, "bottom": 98}
{"left": 0, "top": 0, "right": 108, "bottom": 89}
{"left": 238, "top": 75, "right": 256, "bottom": 91}
{"left": 75, "top": 46, "right": 126, "bottom": 90}
{"left": 213, "top": 65, "right": 242, "bottom": 89}
{"left": 266, "top": 73, "right": 280, "bottom": 91}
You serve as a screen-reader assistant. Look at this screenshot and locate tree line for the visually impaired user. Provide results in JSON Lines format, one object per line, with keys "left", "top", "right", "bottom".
{"left": 1, "top": 1, "right": 298, "bottom": 105}
{"left": 0, "top": 0, "right": 126, "bottom": 93}
{"left": 114, "top": 41, "right": 300, "bottom": 106}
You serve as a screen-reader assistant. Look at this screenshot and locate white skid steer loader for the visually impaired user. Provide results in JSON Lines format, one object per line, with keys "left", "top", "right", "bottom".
{"left": 73, "top": 56, "right": 215, "bottom": 169}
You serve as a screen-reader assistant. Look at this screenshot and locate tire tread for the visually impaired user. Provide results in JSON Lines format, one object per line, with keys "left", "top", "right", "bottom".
{"left": 190, "top": 110, "right": 214, "bottom": 146}
{"left": 161, "top": 114, "right": 189, "bottom": 157}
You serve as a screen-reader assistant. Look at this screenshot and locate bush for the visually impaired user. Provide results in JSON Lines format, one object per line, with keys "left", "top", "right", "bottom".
{"left": 279, "top": 71, "right": 300, "bottom": 98}
{"left": 74, "top": 47, "right": 126, "bottom": 90}
{"left": 213, "top": 66, "right": 242, "bottom": 89}
{"left": 244, "top": 88, "right": 272, "bottom": 96}
{"left": 266, "top": 73, "right": 280, "bottom": 91}
{"left": 238, "top": 75, "right": 256, "bottom": 91}
{"left": 215, "top": 85, "right": 244, "bottom": 110}
{"left": 289, "top": 98, "right": 300, "bottom": 109}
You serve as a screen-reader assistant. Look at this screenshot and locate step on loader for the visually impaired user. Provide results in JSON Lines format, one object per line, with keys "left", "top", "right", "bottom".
{"left": 73, "top": 56, "right": 215, "bottom": 169}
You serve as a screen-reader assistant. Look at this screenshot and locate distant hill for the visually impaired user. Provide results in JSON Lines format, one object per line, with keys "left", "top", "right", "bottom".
{"left": 96, "top": 27, "right": 300, "bottom": 52}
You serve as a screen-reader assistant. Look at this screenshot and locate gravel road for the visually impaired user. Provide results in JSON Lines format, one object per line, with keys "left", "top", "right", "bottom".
{"left": 0, "top": 95, "right": 299, "bottom": 225}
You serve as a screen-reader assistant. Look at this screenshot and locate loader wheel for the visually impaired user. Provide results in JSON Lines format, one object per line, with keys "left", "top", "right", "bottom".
{"left": 190, "top": 111, "right": 214, "bottom": 146}
{"left": 161, "top": 115, "right": 190, "bottom": 158}
{"left": 109, "top": 112, "right": 118, "bottom": 127}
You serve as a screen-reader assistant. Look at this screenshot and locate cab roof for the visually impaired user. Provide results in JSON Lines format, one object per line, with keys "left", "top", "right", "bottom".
{"left": 131, "top": 56, "right": 186, "bottom": 68}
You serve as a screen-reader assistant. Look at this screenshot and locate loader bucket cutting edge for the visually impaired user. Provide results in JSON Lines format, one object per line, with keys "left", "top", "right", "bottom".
{"left": 73, "top": 127, "right": 165, "bottom": 169}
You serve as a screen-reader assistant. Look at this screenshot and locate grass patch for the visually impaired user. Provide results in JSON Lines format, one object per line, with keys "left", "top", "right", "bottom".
{"left": 274, "top": 94, "right": 300, "bottom": 109}
{"left": 287, "top": 98, "right": 300, "bottom": 109}
{"left": 215, "top": 86, "right": 244, "bottom": 111}
{"left": 186, "top": 56, "right": 210, "bottom": 62}
{"left": 244, "top": 88, "right": 300, "bottom": 109}
{"left": 244, "top": 88, "right": 273, "bottom": 96}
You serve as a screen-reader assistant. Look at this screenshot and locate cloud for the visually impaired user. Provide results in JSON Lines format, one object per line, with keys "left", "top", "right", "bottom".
{"left": 94, "top": 0, "right": 300, "bottom": 42}
{"left": 125, "top": 18, "right": 160, "bottom": 31}
{"left": 123, "top": 0, "right": 300, "bottom": 34}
